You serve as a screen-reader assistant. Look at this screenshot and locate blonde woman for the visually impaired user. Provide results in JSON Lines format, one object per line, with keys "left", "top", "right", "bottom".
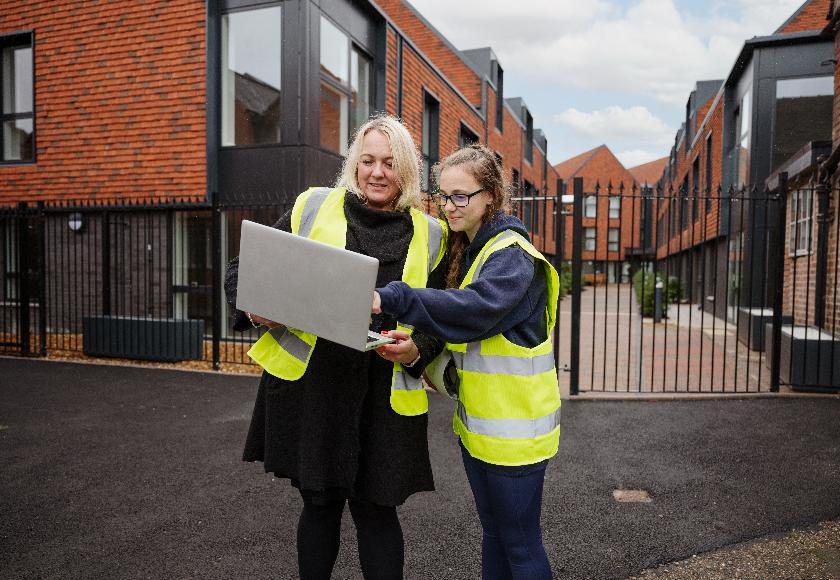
{"left": 225, "top": 114, "right": 447, "bottom": 580}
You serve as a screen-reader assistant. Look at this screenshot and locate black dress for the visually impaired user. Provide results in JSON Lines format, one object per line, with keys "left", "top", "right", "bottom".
{"left": 225, "top": 192, "right": 445, "bottom": 507}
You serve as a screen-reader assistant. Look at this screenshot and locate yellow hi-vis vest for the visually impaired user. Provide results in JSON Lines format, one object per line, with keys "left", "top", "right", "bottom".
{"left": 247, "top": 186, "right": 447, "bottom": 416}
{"left": 448, "top": 229, "right": 561, "bottom": 466}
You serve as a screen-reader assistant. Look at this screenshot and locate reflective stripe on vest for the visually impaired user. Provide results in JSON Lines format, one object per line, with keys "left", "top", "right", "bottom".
{"left": 457, "top": 402, "right": 561, "bottom": 439}
{"left": 247, "top": 187, "right": 446, "bottom": 416}
{"left": 451, "top": 344, "right": 556, "bottom": 376}
{"left": 447, "top": 229, "right": 561, "bottom": 466}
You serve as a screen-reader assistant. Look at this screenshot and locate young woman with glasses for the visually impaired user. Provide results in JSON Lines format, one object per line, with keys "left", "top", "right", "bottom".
{"left": 373, "top": 144, "right": 560, "bottom": 579}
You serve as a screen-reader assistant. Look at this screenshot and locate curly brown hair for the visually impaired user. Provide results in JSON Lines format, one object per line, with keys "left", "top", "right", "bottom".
{"left": 432, "top": 144, "right": 510, "bottom": 288}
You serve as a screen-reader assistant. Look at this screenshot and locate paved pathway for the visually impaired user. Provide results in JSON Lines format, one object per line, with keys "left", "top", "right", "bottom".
{"left": 558, "top": 285, "right": 778, "bottom": 396}
{"left": 2, "top": 358, "right": 839, "bottom": 579}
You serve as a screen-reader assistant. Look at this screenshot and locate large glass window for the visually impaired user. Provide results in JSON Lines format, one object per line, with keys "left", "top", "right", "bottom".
{"left": 319, "top": 16, "right": 371, "bottom": 155}
{"left": 221, "top": 6, "right": 282, "bottom": 146}
{"left": 1, "top": 34, "right": 34, "bottom": 162}
{"left": 734, "top": 88, "right": 751, "bottom": 186}
{"left": 773, "top": 76, "right": 833, "bottom": 170}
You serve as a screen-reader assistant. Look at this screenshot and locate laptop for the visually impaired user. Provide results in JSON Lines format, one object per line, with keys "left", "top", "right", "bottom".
{"left": 235, "top": 220, "right": 395, "bottom": 352}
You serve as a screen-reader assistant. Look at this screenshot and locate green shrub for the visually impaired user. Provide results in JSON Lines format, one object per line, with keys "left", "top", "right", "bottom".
{"left": 632, "top": 269, "right": 676, "bottom": 318}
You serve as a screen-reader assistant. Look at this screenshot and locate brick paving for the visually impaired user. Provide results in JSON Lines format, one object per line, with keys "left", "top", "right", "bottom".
{"left": 557, "top": 284, "right": 775, "bottom": 396}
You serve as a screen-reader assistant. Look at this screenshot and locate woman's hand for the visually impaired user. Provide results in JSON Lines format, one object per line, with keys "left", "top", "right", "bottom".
{"left": 372, "top": 291, "right": 382, "bottom": 314}
{"left": 375, "top": 330, "right": 419, "bottom": 365}
{"left": 247, "top": 312, "right": 283, "bottom": 329}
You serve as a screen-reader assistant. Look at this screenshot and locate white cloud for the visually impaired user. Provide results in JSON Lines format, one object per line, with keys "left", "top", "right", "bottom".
{"left": 554, "top": 105, "right": 674, "bottom": 146}
{"left": 409, "top": 0, "right": 810, "bottom": 106}
{"left": 616, "top": 149, "right": 664, "bottom": 168}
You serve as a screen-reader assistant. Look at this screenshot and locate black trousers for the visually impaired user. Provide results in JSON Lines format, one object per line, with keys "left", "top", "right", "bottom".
{"left": 296, "top": 492, "right": 404, "bottom": 580}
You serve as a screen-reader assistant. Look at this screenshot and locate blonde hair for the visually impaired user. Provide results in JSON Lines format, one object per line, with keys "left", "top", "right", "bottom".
{"left": 433, "top": 144, "right": 510, "bottom": 287}
{"left": 336, "top": 113, "right": 422, "bottom": 211}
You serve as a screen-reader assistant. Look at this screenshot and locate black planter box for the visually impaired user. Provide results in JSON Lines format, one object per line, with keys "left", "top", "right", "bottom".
{"left": 765, "top": 324, "right": 840, "bottom": 391}
{"left": 82, "top": 316, "right": 205, "bottom": 362}
{"left": 737, "top": 308, "right": 793, "bottom": 352}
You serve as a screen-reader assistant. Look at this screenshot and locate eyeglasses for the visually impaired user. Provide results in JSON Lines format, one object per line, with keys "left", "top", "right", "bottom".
{"left": 431, "top": 188, "right": 484, "bottom": 208}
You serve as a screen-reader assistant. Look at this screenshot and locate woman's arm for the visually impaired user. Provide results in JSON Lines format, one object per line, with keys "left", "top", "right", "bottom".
{"left": 225, "top": 210, "right": 293, "bottom": 331}
{"left": 376, "top": 247, "right": 535, "bottom": 344}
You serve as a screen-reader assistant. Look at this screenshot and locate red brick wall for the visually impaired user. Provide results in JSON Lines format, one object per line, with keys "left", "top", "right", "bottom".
{"left": 826, "top": 188, "right": 839, "bottom": 334}
{"left": 0, "top": 0, "right": 207, "bottom": 204}
{"left": 377, "top": 0, "right": 481, "bottom": 107}
{"left": 779, "top": 0, "right": 831, "bottom": 33}
{"left": 656, "top": 93, "right": 725, "bottom": 260}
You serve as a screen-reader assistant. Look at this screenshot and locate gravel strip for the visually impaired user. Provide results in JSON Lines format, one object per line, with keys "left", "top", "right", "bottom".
{"left": 632, "top": 519, "right": 840, "bottom": 579}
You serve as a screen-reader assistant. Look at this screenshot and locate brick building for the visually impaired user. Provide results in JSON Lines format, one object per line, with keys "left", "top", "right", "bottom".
{"left": 656, "top": 0, "right": 834, "bottom": 324}
{"left": 0, "top": 0, "right": 561, "bottom": 339}
{"left": 553, "top": 145, "right": 651, "bottom": 283}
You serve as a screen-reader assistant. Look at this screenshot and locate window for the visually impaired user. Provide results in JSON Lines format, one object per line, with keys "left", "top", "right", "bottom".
{"left": 788, "top": 188, "right": 814, "bottom": 256}
{"left": 734, "top": 88, "right": 751, "bottom": 186}
{"left": 680, "top": 176, "right": 689, "bottom": 230}
{"left": 705, "top": 134, "right": 713, "bottom": 214}
{"left": 1, "top": 33, "right": 34, "bottom": 162}
{"left": 524, "top": 110, "right": 533, "bottom": 164}
{"left": 524, "top": 180, "right": 539, "bottom": 235}
{"left": 319, "top": 16, "right": 371, "bottom": 154}
{"left": 221, "top": 7, "right": 282, "bottom": 146}
{"left": 421, "top": 91, "right": 439, "bottom": 191}
{"left": 459, "top": 122, "right": 479, "bottom": 147}
{"left": 584, "top": 228, "right": 596, "bottom": 252}
{"left": 608, "top": 196, "right": 620, "bottom": 219}
{"left": 511, "top": 168, "right": 520, "bottom": 197}
{"left": 494, "top": 152, "right": 503, "bottom": 168}
{"left": 773, "top": 76, "right": 833, "bottom": 170}
{"left": 692, "top": 157, "right": 700, "bottom": 221}
{"left": 494, "top": 62, "right": 504, "bottom": 132}
{"left": 608, "top": 228, "right": 619, "bottom": 252}
{"left": 584, "top": 195, "right": 597, "bottom": 218}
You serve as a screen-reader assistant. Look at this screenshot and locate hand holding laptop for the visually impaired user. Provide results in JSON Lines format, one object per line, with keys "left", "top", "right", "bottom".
{"left": 248, "top": 312, "right": 283, "bottom": 329}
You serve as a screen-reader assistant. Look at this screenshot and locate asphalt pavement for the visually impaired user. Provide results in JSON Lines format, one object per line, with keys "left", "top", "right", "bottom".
{"left": 1, "top": 357, "right": 839, "bottom": 579}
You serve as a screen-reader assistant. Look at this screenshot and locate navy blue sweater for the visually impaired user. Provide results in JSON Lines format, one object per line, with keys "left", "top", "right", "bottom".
{"left": 377, "top": 212, "right": 548, "bottom": 348}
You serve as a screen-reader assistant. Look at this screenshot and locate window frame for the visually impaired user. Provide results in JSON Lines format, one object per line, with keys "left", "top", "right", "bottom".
{"left": 607, "top": 227, "right": 620, "bottom": 253}
{"left": 0, "top": 31, "right": 35, "bottom": 164}
{"left": 421, "top": 89, "right": 440, "bottom": 192}
{"left": 584, "top": 195, "right": 597, "bottom": 218}
{"left": 788, "top": 188, "right": 814, "bottom": 257}
{"left": 317, "top": 14, "right": 373, "bottom": 155}
{"left": 608, "top": 196, "right": 620, "bottom": 219}
{"left": 458, "top": 122, "right": 479, "bottom": 148}
{"left": 584, "top": 227, "right": 597, "bottom": 252}
{"left": 220, "top": 4, "right": 283, "bottom": 148}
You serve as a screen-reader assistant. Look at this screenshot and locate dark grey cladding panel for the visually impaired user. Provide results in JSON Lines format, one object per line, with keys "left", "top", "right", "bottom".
{"left": 218, "top": 146, "right": 304, "bottom": 204}
{"left": 316, "top": 0, "right": 380, "bottom": 53}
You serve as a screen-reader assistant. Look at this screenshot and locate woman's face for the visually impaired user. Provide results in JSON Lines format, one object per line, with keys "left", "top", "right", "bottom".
{"left": 357, "top": 129, "right": 400, "bottom": 211}
{"left": 438, "top": 166, "right": 492, "bottom": 241}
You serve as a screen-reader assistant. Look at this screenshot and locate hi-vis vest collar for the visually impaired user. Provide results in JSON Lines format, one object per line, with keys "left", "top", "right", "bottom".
{"left": 447, "top": 228, "right": 561, "bottom": 466}
{"left": 247, "top": 186, "right": 447, "bottom": 416}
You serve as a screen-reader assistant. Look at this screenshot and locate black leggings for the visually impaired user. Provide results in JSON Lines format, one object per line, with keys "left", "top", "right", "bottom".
{"left": 296, "top": 494, "right": 404, "bottom": 580}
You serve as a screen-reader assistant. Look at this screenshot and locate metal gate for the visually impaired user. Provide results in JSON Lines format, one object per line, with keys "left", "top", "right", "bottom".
{"left": 0, "top": 203, "right": 45, "bottom": 357}
{"left": 561, "top": 176, "right": 783, "bottom": 395}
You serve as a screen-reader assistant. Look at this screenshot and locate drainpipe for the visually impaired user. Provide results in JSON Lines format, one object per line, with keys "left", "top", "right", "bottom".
{"left": 814, "top": 161, "right": 832, "bottom": 328}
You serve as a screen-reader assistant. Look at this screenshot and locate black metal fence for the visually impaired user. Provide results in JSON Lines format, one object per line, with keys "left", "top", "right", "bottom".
{"left": 0, "top": 196, "right": 292, "bottom": 369}
{"left": 541, "top": 175, "right": 839, "bottom": 395}
{"left": 2, "top": 177, "right": 838, "bottom": 394}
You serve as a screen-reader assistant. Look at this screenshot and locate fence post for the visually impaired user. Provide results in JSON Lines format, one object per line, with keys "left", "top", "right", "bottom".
{"left": 101, "top": 210, "right": 111, "bottom": 315}
{"left": 17, "top": 202, "right": 31, "bottom": 356}
{"left": 770, "top": 173, "right": 788, "bottom": 393}
{"left": 37, "top": 201, "right": 47, "bottom": 356}
{"left": 211, "top": 193, "right": 222, "bottom": 370}
{"left": 553, "top": 180, "right": 564, "bottom": 367}
{"left": 570, "top": 177, "right": 584, "bottom": 396}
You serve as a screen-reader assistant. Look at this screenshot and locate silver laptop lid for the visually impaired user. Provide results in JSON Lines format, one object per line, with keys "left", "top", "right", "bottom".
{"left": 236, "top": 220, "right": 381, "bottom": 351}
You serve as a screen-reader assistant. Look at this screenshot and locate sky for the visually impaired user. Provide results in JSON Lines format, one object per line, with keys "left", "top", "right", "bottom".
{"left": 407, "top": 0, "right": 811, "bottom": 168}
